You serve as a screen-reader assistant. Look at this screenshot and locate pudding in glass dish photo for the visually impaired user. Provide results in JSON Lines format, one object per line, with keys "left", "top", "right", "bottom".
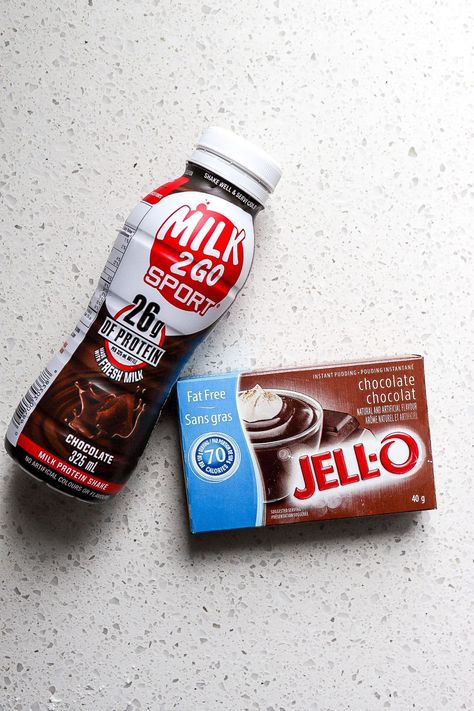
{"left": 238, "top": 385, "right": 323, "bottom": 502}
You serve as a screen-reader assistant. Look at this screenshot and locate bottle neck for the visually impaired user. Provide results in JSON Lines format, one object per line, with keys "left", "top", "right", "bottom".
{"left": 189, "top": 147, "right": 270, "bottom": 207}
{"left": 184, "top": 162, "right": 263, "bottom": 217}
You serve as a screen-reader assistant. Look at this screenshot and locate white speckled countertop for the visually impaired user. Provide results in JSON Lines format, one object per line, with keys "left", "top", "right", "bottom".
{"left": 1, "top": 1, "right": 473, "bottom": 710}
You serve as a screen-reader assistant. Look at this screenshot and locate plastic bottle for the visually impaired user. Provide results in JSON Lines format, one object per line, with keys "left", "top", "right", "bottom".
{"left": 5, "top": 127, "right": 281, "bottom": 502}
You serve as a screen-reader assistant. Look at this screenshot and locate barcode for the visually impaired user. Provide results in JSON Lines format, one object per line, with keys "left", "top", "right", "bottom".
{"left": 12, "top": 366, "right": 54, "bottom": 428}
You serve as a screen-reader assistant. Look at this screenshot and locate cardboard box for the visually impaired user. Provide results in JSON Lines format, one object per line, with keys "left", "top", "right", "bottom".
{"left": 176, "top": 356, "right": 436, "bottom": 533}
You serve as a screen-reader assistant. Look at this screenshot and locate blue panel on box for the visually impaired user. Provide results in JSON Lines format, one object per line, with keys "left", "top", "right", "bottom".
{"left": 176, "top": 373, "right": 264, "bottom": 533}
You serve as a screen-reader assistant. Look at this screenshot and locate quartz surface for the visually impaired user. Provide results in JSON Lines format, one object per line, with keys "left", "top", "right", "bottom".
{"left": 1, "top": 1, "right": 473, "bottom": 709}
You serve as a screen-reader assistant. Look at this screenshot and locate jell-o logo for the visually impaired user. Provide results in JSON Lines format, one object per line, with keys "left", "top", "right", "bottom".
{"left": 295, "top": 432, "right": 420, "bottom": 500}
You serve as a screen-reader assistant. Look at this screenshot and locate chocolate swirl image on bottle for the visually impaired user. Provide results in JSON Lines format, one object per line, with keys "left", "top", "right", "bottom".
{"left": 238, "top": 386, "right": 323, "bottom": 502}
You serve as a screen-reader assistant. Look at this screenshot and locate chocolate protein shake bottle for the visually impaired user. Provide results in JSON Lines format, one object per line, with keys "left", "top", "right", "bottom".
{"left": 6, "top": 127, "right": 281, "bottom": 502}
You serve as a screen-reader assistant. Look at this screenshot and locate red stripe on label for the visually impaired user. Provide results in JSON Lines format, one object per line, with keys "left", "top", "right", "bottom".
{"left": 142, "top": 176, "right": 189, "bottom": 205}
{"left": 18, "top": 434, "right": 123, "bottom": 494}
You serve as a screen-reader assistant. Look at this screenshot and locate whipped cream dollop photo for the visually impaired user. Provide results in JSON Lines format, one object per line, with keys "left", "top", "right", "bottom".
{"left": 238, "top": 384, "right": 283, "bottom": 422}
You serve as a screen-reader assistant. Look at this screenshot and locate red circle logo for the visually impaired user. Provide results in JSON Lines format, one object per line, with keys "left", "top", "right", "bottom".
{"left": 144, "top": 202, "right": 246, "bottom": 316}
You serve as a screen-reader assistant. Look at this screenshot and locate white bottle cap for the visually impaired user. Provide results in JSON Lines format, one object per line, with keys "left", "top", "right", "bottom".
{"left": 190, "top": 126, "right": 282, "bottom": 206}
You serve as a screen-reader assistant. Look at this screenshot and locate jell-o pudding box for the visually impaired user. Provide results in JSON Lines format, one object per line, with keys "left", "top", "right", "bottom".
{"left": 176, "top": 356, "right": 436, "bottom": 533}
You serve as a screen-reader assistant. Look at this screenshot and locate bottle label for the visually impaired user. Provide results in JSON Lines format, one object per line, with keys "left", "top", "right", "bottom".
{"left": 7, "top": 181, "right": 255, "bottom": 501}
